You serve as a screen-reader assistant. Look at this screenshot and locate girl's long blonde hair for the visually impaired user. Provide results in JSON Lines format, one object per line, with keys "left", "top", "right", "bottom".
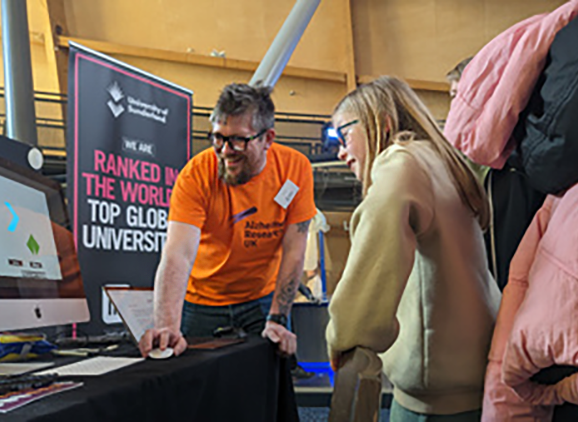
{"left": 334, "top": 76, "right": 489, "bottom": 230}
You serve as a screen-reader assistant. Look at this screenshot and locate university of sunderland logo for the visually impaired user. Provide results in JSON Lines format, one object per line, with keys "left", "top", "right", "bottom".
{"left": 107, "top": 82, "right": 125, "bottom": 118}
{"left": 105, "top": 81, "right": 170, "bottom": 124}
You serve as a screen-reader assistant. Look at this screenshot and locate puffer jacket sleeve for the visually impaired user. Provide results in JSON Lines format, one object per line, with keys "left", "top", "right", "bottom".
{"left": 481, "top": 197, "right": 554, "bottom": 421}
{"left": 500, "top": 191, "right": 578, "bottom": 407}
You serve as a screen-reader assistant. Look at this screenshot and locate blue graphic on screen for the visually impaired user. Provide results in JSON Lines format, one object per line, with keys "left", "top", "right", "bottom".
{"left": 4, "top": 201, "right": 19, "bottom": 232}
{"left": 0, "top": 174, "right": 62, "bottom": 280}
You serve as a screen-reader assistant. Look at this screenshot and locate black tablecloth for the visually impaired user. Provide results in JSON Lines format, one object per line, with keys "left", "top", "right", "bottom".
{"left": 5, "top": 336, "right": 299, "bottom": 422}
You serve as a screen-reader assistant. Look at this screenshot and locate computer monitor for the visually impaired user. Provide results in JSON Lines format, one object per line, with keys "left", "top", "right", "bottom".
{"left": 0, "top": 156, "right": 90, "bottom": 331}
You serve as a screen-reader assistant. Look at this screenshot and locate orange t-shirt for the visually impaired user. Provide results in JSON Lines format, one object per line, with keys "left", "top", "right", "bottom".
{"left": 168, "top": 143, "right": 316, "bottom": 306}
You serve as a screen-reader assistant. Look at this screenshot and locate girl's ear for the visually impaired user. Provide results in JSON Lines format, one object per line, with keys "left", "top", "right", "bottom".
{"left": 381, "top": 115, "right": 392, "bottom": 146}
{"left": 384, "top": 115, "right": 392, "bottom": 134}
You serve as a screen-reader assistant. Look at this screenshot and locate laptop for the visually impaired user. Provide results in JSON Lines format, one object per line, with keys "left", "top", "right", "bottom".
{"left": 104, "top": 286, "right": 245, "bottom": 350}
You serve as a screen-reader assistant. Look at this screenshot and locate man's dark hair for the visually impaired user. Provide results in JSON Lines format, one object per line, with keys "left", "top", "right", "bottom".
{"left": 210, "top": 83, "right": 275, "bottom": 131}
{"left": 446, "top": 57, "right": 473, "bottom": 82}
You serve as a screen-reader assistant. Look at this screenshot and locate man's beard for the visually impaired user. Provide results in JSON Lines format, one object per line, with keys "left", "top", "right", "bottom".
{"left": 218, "top": 155, "right": 252, "bottom": 186}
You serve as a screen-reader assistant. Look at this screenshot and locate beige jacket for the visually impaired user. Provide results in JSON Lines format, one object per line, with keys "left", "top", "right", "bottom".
{"left": 326, "top": 141, "right": 501, "bottom": 415}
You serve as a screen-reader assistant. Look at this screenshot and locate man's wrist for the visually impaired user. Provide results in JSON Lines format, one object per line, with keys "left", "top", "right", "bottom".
{"left": 266, "top": 313, "right": 288, "bottom": 327}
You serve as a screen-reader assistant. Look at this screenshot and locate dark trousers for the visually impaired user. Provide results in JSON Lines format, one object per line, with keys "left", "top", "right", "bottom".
{"left": 181, "top": 293, "right": 298, "bottom": 370}
{"left": 180, "top": 292, "right": 275, "bottom": 337}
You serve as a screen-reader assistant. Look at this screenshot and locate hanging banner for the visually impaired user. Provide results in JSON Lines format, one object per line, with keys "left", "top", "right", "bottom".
{"left": 67, "top": 42, "right": 192, "bottom": 334}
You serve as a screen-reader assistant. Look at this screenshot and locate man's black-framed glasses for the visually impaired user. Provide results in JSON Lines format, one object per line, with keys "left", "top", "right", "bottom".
{"left": 209, "top": 128, "right": 268, "bottom": 152}
{"left": 336, "top": 119, "right": 359, "bottom": 146}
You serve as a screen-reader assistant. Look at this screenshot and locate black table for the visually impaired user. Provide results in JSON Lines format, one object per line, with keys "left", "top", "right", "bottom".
{"left": 5, "top": 336, "right": 299, "bottom": 422}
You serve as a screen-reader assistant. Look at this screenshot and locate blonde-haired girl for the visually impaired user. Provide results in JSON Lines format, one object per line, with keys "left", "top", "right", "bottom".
{"left": 326, "top": 76, "right": 501, "bottom": 421}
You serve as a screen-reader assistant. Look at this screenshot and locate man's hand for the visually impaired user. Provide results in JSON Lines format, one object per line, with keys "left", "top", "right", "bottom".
{"left": 138, "top": 327, "right": 188, "bottom": 358}
{"left": 261, "top": 320, "right": 297, "bottom": 356}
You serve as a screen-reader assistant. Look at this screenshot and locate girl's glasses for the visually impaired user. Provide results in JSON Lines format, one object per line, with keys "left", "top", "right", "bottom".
{"left": 335, "top": 120, "right": 359, "bottom": 146}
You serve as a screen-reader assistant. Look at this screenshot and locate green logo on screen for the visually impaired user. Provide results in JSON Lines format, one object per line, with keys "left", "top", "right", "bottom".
{"left": 27, "top": 235, "right": 40, "bottom": 255}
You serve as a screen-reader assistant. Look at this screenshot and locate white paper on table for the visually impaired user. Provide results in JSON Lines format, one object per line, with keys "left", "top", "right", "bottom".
{"left": 0, "top": 362, "right": 54, "bottom": 376}
{"left": 35, "top": 356, "right": 144, "bottom": 376}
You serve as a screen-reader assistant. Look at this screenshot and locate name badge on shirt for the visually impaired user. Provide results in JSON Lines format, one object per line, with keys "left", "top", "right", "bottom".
{"left": 274, "top": 180, "right": 300, "bottom": 209}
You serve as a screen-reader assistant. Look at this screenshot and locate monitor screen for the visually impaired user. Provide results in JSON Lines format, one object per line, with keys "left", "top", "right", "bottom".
{"left": 0, "top": 156, "right": 90, "bottom": 331}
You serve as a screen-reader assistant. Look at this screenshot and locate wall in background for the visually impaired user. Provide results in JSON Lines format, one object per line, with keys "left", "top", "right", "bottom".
{"left": 352, "top": 0, "right": 567, "bottom": 82}
{"left": 351, "top": 0, "right": 567, "bottom": 117}
{"left": 64, "top": 0, "right": 350, "bottom": 73}
{"left": 62, "top": 0, "right": 350, "bottom": 114}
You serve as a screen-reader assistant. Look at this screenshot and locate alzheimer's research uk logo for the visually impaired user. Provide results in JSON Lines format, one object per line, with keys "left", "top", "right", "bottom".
{"left": 107, "top": 82, "right": 125, "bottom": 118}
{"left": 231, "top": 206, "right": 258, "bottom": 224}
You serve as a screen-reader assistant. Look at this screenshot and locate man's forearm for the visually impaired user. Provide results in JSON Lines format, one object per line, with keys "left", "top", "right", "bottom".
{"left": 153, "top": 255, "right": 193, "bottom": 330}
{"left": 271, "top": 263, "right": 303, "bottom": 316}
{"left": 270, "top": 219, "right": 311, "bottom": 316}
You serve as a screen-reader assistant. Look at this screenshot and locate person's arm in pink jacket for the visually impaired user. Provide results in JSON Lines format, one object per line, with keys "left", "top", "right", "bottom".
{"left": 481, "top": 197, "right": 554, "bottom": 422}
{"left": 501, "top": 193, "right": 578, "bottom": 407}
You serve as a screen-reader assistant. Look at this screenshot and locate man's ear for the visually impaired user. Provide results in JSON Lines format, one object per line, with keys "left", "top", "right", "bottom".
{"left": 264, "top": 128, "right": 276, "bottom": 149}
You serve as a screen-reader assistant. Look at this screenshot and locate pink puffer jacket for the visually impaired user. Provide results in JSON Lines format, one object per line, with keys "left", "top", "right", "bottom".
{"left": 482, "top": 184, "right": 578, "bottom": 421}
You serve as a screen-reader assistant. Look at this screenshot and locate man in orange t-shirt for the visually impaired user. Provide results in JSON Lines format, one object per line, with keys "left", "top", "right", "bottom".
{"left": 139, "top": 83, "right": 316, "bottom": 358}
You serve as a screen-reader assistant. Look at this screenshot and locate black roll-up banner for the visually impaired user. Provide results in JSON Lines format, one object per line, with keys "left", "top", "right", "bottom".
{"left": 67, "top": 43, "right": 192, "bottom": 334}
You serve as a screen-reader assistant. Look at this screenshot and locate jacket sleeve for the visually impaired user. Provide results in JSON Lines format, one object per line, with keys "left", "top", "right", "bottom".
{"left": 326, "top": 148, "right": 434, "bottom": 360}
{"left": 533, "top": 372, "right": 578, "bottom": 405}
{"left": 501, "top": 200, "right": 578, "bottom": 406}
{"left": 481, "top": 197, "right": 554, "bottom": 421}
